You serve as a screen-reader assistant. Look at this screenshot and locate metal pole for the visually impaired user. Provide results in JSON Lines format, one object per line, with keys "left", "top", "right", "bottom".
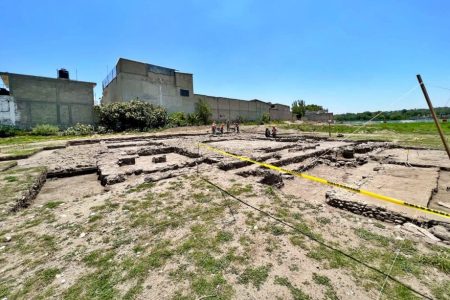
{"left": 328, "top": 120, "right": 331, "bottom": 137}
{"left": 417, "top": 74, "right": 450, "bottom": 160}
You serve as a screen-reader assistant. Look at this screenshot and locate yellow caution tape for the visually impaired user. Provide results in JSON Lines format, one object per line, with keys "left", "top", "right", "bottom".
{"left": 199, "top": 143, "right": 450, "bottom": 219}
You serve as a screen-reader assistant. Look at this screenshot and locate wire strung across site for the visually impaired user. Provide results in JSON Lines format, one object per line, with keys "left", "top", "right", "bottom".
{"left": 296, "top": 84, "right": 421, "bottom": 173}
{"left": 376, "top": 240, "right": 405, "bottom": 300}
{"left": 200, "top": 177, "right": 433, "bottom": 300}
{"left": 238, "top": 84, "right": 421, "bottom": 170}
{"left": 191, "top": 84, "right": 440, "bottom": 299}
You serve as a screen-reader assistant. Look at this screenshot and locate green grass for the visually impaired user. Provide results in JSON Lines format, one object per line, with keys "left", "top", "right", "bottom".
{"left": 416, "top": 252, "right": 450, "bottom": 274}
{"left": 307, "top": 245, "right": 353, "bottom": 269}
{"left": 268, "top": 224, "right": 286, "bottom": 236}
{"left": 43, "top": 201, "right": 64, "bottom": 209}
{"left": 383, "top": 282, "right": 421, "bottom": 300}
{"left": 238, "top": 265, "right": 271, "bottom": 289}
{"left": 192, "top": 192, "right": 212, "bottom": 203}
{"left": 431, "top": 280, "right": 450, "bottom": 300}
{"left": 228, "top": 183, "right": 253, "bottom": 196}
{"left": 215, "top": 230, "right": 234, "bottom": 243}
{"left": 354, "top": 228, "right": 392, "bottom": 247}
{"left": 125, "top": 182, "right": 155, "bottom": 193}
{"left": 4, "top": 175, "right": 17, "bottom": 182}
{"left": 316, "top": 216, "right": 331, "bottom": 225}
{"left": 312, "top": 273, "right": 331, "bottom": 285}
{"left": 0, "top": 166, "right": 47, "bottom": 217}
{"left": 191, "top": 274, "right": 234, "bottom": 300}
{"left": 274, "top": 276, "right": 310, "bottom": 300}
{"left": 284, "top": 121, "right": 450, "bottom": 135}
{"left": 64, "top": 270, "right": 118, "bottom": 300}
{"left": 0, "top": 160, "right": 17, "bottom": 171}
{"left": 0, "top": 134, "right": 83, "bottom": 146}
{"left": 0, "top": 147, "right": 43, "bottom": 158}
{"left": 283, "top": 121, "right": 450, "bottom": 149}
{"left": 12, "top": 267, "right": 60, "bottom": 298}
{"left": 0, "top": 282, "right": 10, "bottom": 299}
{"left": 312, "top": 273, "right": 338, "bottom": 300}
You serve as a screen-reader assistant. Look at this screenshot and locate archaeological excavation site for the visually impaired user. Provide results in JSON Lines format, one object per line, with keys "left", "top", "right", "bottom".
{"left": 1, "top": 128, "right": 450, "bottom": 299}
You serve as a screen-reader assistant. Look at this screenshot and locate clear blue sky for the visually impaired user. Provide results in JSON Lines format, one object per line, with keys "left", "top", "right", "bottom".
{"left": 1, "top": 0, "right": 450, "bottom": 113}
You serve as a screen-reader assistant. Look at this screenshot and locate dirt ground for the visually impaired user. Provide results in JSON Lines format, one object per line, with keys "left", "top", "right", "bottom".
{"left": 1, "top": 126, "right": 450, "bottom": 300}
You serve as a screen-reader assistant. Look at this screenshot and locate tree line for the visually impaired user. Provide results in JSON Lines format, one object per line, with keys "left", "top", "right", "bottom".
{"left": 291, "top": 100, "right": 324, "bottom": 117}
{"left": 335, "top": 107, "right": 450, "bottom": 122}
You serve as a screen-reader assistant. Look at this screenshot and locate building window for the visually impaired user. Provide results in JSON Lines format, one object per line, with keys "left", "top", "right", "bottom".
{"left": 0, "top": 100, "right": 10, "bottom": 112}
{"left": 180, "top": 89, "right": 189, "bottom": 97}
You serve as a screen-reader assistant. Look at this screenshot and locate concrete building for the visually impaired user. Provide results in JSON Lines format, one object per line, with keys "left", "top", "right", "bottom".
{"left": 303, "top": 109, "right": 334, "bottom": 123}
{"left": 102, "top": 58, "right": 292, "bottom": 121}
{"left": 0, "top": 71, "right": 96, "bottom": 128}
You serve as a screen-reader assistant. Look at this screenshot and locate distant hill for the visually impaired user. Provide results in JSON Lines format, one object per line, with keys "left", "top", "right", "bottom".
{"left": 335, "top": 107, "right": 450, "bottom": 122}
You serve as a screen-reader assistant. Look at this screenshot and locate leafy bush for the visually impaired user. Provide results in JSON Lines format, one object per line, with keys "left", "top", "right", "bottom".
{"left": 96, "top": 126, "right": 110, "bottom": 134}
{"left": 186, "top": 113, "right": 200, "bottom": 126}
{"left": 169, "top": 112, "right": 188, "bottom": 127}
{"left": 95, "top": 100, "right": 168, "bottom": 132}
{"left": 63, "top": 123, "right": 94, "bottom": 136}
{"left": 236, "top": 116, "right": 245, "bottom": 123}
{"left": 0, "top": 125, "right": 20, "bottom": 137}
{"left": 261, "top": 113, "right": 271, "bottom": 124}
{"left": 195, "top": 99, "right": 212, "bottom": 125}
{"left": 31, "top": 124, "right": 59, "bottom": 136}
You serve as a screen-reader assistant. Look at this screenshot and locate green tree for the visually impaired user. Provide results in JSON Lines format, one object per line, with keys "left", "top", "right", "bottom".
{"left": 292, "top": 100, "right": 306, "bottom": 117}
{"left": 195, "top": 99, "right": 212, "bottom": 125}
{"left": 292, "top": 100, "right": 325, "bottom": 118}
{"left": 304, "top": 104, "right": 324, "bottom": 112}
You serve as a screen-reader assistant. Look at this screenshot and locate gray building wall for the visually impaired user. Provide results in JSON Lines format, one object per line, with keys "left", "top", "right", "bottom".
{"left": 195, "top": 95, "right": 271, "bottom": 121}
{"left": 101, "top": 58, "right": 292, "bottom": 121}
{"left": 269, "top": 104, "right": 293, "bottom": 121}
{"left": 0, "top": 72, "right": 96, "bottom": 128}
{"left": 102, "top": 58, "right": 195, "bottom": 114}
{"left": 303, "top": 110, "right": 334, "bottom": 122}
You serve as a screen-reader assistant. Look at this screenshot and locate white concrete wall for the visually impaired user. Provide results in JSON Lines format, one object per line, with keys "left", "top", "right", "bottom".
{"left": 0, "top": 96, "right": 19, "bottom": 126}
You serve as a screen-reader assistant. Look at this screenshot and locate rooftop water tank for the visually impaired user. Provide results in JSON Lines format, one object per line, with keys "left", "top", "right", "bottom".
{"left": 58, "top": 68, "right": 69, "bottom": 79}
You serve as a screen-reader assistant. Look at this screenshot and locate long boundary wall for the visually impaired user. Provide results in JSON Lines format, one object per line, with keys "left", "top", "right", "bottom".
{"left": 195, "top": 94, "right": 270, "bottom": 121}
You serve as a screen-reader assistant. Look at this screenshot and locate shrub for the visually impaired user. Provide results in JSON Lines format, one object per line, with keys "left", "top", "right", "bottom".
{"left": 195, "top": 99, "right": 212, "bottom": 125}
{"left": 261, "top": 113, "right": 271, "bottom": 124}
{"left": 96, "top": 126, "right": 110, "bottom": 134}
{"left": 169, "top": 112, "right": 188, "bottom": 127}
{"left": 31, "top": 124, "right": 59, "bottom": 136}
{"left": 186, "top": 113, "right": 200, "bottom": 126}
{"left": 63, "top": 123, "right": 94, "bottom": 136}
{"left": 95, "top": 100, "right": 168, "bottom": 132}
{"left": 0, "top": 125, "right": 20, "bottom": 137}
{"left": 236, "top": 116, "right": 245, "bottom": 124}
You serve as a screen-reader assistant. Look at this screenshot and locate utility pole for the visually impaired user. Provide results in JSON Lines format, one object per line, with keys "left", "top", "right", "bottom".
{"left": 417, "top": 74, "right": 450, "bottom": 160}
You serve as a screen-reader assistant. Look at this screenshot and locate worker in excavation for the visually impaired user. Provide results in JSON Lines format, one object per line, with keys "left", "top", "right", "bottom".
{"left": 211, "top": 122, "right": 216, "bottom": 134}
{"left": 272, "top": 126, "right": 277, "bottom": 138}
{"left": 220, "top": 123, "right": 225, "bottom": 134}
{"left": 235, "top": 122, "right": 240, "bottom": 133}
{"left": 265, "top": 128, "right": 271, "bottom": 138}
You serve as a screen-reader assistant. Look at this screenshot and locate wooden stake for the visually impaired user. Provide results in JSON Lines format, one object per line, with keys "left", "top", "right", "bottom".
{"left": 417, "top": 74, "right": 450, "bottom": 160}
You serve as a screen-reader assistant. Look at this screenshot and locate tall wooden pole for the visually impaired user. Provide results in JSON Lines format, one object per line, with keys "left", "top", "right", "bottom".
{"left": 417, "top": 74, "right": 450, "bottom": 160}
